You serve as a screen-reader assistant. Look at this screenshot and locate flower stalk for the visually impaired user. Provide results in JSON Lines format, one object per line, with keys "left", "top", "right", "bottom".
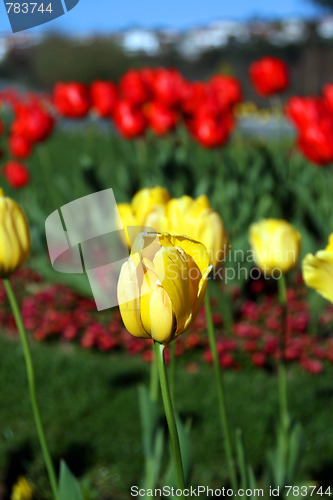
{"left": 155, "top": 342, "right": 185, "bottom": 494}
{"left": 3, "top": 279, "right": 59, "bottom": 500}
{"left": 277, "top": 275, "right": 289, "bottom": 430}
{"left": 204, "top": 290, "right": 237, "bottom": 491}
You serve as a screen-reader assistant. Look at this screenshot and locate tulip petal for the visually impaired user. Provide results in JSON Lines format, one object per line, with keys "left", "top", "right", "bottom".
{"left": 118, "top": 203, "right": 135, "bottom": 248}
{"left": 170, "top": 235, "right": 211, "bottom": 277}
{"left": 151, "top": 245, "right": 192, "bottom": 333}
{"left": 117, "top": 259, "right": 149, "bottom": 338}
{"left": 149, "top": 286, "right": 174, "bottom": 344}
{"left": 303, "top": 250, "right": 333, "bottom": 303}
{"left": 139, "top": 267, "right": 160, "bottom": 334}
{"left": 326, "top": 234, "right": 333, "bottom": 252}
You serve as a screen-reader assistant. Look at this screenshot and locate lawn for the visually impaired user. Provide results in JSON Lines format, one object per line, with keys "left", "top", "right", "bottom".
{"left": 1, "top": 331, "right": 333, "bottom": 499}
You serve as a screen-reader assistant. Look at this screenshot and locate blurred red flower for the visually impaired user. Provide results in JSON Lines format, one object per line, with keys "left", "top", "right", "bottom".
{"left": 145, "top": 101, "right": 178, "bottom": 136}
{"left": 208, "top": 75, "right": 243, "bottom": 111}
{"left": 285, "top": 96, "right": 330, "bottom": 130}
{"left": 152, "top": 68, "right": 184, "bottom": 108}
{"left": 298, "top": 119, "right": 333, "bottom": 166}
{"left": 3, "top": 161, "right": 29, "bottom": 188}
{"left": 180, "top": 80, "right": 207, "bottom": 116}
{"left": 53, "top": 82, "right": 91, "bottom": 118}
{"left": 91, "top": 80, "right": 118, "bottom": 118}
{"left": 12, "top": 103, "right": 54, "bottom": 143}
{"left": 9, "top": 134, "right": 33, "bottom": 159}
{"left": 113, "top": 100, "right": 146, "bottom": 139}
{"left": 322, "top": 83, "right": 333, "bottom": 114}
{"left": 249, "top": 56, "right": 289, "bottom": 97}
{"left": 188, "top": 112, "right": 233, "bottom": 148}
{"left": 119, "top": 70, "right": 150, "bottom": 107}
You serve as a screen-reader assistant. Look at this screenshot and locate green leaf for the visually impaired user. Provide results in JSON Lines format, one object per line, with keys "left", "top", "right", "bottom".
{"left": 138, "top": 384, "right": 160, "bottom": 458}
{"left": 287, "top": 422, "right": 304, "bottom": 484}
{"left": 58, "top": 460, "right": 84, "bottom": 500}
{"left": 164, "top": 415, "right": 192, "bottom": 491}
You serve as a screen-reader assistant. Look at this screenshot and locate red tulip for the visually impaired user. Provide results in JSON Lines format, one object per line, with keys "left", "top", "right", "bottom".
{"left": 9, "top": 134, "right": 33, "bottom": 159}
{"left": 285, "top": 96, "right": 330, "bottom": 130}
{"left": 113, "top": 100, "right": 146, "bottom": 139}
{"left": 0, "top": 119, "right": 4, "bottom": 136}
{"left": 249, "top": 56, "right": 289, "bottom": 97}
{"left": 145, "top": 101, "right": 178, "bottom": 136}
{"left": 193, "top": 94, "right": 222, "bottom": 120}
{"left": 322, "top": 83, "right": 333, "bottom": 114}
{"left": 298, "top": 119, "right": 333, "bottom": 166}
{"left": 140, "top": 67, "right": 156, "bottom": 94}
{"left": 3, "top": 161, "right": 29, "bottom": 188}
{"left": 188, "top": 113, "right": 232, "bottom": 148}
{"left": 208, "top": 75, "right": 243, "bottom": 111}
{"left": 53, "top": 82, "right": 91, "bottom": 118}
{"left": 152, "top": 68, "right": 184, "bottom": 108}
{"left": 90, "top": 80, "right": 118, "bottom": 118}
{"left": 119, "top": 70, "right": 150, "bottom": 107}
{"left": 180, "top": 81, "right": 207, "bottom": 116}
{"left": 12, "top": 103, "right": 54, "bottom": 143}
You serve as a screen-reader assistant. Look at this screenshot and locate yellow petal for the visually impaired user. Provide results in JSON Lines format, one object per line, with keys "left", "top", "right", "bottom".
{"left": 132, "top": 186, "right": 170, "bottom": 225}
{"left": 0, "top": 197, "right": 30, "bottom": 278}
{"left": 143, "top": 205, "right": 168, "bottom": 233}
{"left": 302, "top": 250, "right": 333, "bottom": 303}
{"left": 149, "top": 286, "right": 174, "bottom": 344}
{"left": 151, "top": 245, "right": 192, "bottom": 333}
{"left": 117, "top": 259, "right": 149, "bottom": 338}
{"left": 179, "top": 264, "right": 212, "bottom": 335}
{"left": 166, "top": 196, "right": 193, "bottom": 235}
{"left": 169, "top": 235, "right": 211, "bottom": 277}
{"left": 117, "top": 203, "right": 136, "bottom": 248}
{"left": 139, "top": 267, "right": 160, "bottom": 334}
{"left": 326, "top": 234, "right": 333, "bottom": 252}
{"left": 187, "top": 194, "right": 210, "bottom": 219}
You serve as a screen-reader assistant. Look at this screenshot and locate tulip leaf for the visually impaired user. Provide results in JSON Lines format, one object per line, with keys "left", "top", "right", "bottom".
{"left": 287, "top": 422, "right": 303, "bottom": 484}
{"left": 164, "top": 415, "right": 192, "bottom": 490}
{"left": 58, "top": 460, "right": 84, "bottom": 500}
{"left": 235, "top": 428, "right": 249, "bottom": 491}
{"left": 138, "top": 384, "right": 160, "bottom": 458}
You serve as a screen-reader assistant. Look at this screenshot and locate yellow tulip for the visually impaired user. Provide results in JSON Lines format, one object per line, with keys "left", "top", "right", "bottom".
{"left": 132, "top": 186, "right": 170, "bottom": 225}
{"left": 249, "top": 219, "right": 301, "bottom": 274}
{"left": 117, "top": 232, "right": 212, "bottom": 344}
{"left": 166, "top": 195, "right": 229, "bottom": 269}
{"left": 302, "top": 234, "right": 333, "bottom": 303}
{"left": 118, "top": 187, "right": 170, "bottom": 247}
{"left": 11, "top": 477, "right": 33, "bottom": 500}
{"left": 0, "top": 188, "right": 30, "bottom": 278}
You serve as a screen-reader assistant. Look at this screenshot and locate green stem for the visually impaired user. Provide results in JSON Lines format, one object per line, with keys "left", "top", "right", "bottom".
{"left": 169, "top": 341, "right": 176, "bottom": 404}
{"left": 277, "top": 275, "right": 289, "bottom": 430}
{"left": 154, "top": 342, "right": 185, "bottom": 493}
{"left": 3, "top": 279, "right": 59, "bottom": 500}
{"left": 149, "top": 345, "right": 159, "bottom": 403}
{"left": 204, "top": 291, "right": 237, "bottom": 491}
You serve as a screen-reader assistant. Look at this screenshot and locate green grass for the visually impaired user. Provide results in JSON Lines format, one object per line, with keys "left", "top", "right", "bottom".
{"left": 1, "top": 332, "right": 333, "bottom": 499}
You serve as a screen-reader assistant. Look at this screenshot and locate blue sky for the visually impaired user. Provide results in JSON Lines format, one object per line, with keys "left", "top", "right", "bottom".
{"left": 0, "top": 0, "right": 322, "bottom": 34}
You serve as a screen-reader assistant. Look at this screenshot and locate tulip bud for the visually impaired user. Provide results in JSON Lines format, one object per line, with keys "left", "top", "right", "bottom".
{"left": 302, "top": 234, "right": 333, "bottom": 303}
{"left": 249, "top": 219, "right": 301, "bottom": 275}
{"left": 0, "top": 188, "right": 30, "bottom": 278}
{"left": 117, "top": 232, "right": 212, "bottom": 344}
